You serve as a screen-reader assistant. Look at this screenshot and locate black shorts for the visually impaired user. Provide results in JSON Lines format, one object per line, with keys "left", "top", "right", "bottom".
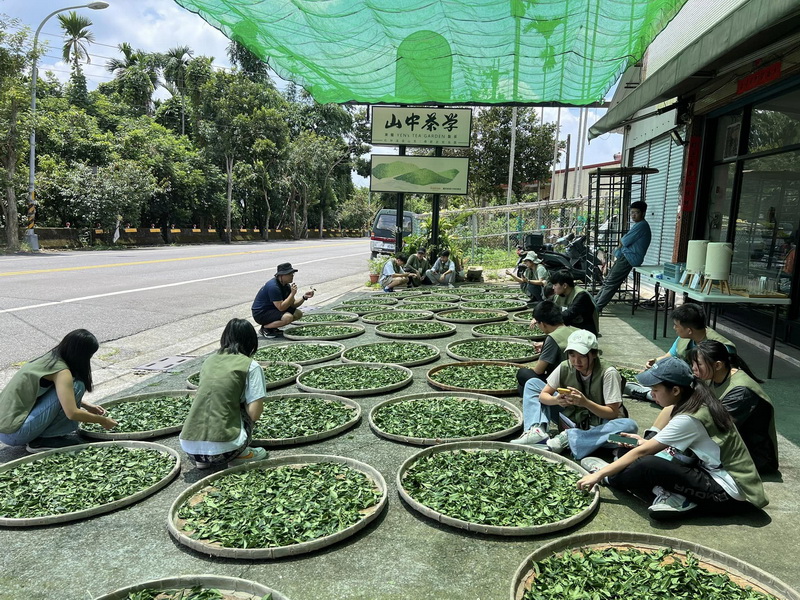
{"left": 253, "top": 305, "right": 296, "bottom": 325}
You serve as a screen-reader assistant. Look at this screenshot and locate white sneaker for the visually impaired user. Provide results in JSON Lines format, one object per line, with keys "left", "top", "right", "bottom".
{"left": 546, "top": 431, "right": 570, "bottom": 454}
{"left": 228, "top": 446, "right": 269, "bottom": 467}
{"left": 510, "top": 426, "right": 549, "bottom": 445}
{"left": 579, "top": 456, "right": 610, "bottom": 474}
{"left": 648, "top": 489, "right": 697, "bottom": 519}
{"left": 447, "top": 283, "right": 455, "bottom": 289}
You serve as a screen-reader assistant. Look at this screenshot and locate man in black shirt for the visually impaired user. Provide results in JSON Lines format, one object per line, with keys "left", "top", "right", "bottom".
{"left": 551, "top": 270, "right": 599, "bottom": 335}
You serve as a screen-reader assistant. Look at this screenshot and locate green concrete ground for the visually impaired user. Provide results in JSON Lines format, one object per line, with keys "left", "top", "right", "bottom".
{"left": 0, "top": 287, "right": 798, "bottom": 600}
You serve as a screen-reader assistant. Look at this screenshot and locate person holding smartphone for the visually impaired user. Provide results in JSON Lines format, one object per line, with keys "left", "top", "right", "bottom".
{"left": 251, "top": 262, "right": 315, "bottom": 339}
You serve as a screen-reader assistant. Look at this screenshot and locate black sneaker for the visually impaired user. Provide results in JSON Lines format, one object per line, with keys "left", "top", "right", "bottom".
{"left": 629, "top": 389, "right": 652, "bottom": 402}
{"left": 26, "top": 436, "right": 84, "bottom": 453}
{"left": 259, "top": 327, "right": 283, "bottom": 339}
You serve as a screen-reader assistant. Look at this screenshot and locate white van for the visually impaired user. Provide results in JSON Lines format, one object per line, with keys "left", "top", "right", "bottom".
{"left": 370, "top": 209, "right": 422, "bottom": 258}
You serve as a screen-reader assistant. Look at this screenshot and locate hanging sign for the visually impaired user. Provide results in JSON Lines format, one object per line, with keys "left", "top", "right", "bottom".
{"left": 371, "top": 107, "right": 472, "bottom": 147}
{"left": 370, "top": 155, "right": 469, "bottom": 195}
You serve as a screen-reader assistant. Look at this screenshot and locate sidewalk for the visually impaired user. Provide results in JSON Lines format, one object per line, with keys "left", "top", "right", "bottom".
{"left": 0, "top": 285, "right": 798, "bottom": 600}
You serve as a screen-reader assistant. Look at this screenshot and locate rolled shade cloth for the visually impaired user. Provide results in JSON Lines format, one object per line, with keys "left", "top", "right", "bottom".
{"left": 174, "top": 0, "right": 688, "bottom": 106}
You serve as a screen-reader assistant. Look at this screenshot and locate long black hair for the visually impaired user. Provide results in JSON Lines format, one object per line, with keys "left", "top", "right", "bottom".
{"left": 48, "top": 329, "right": 99, "bottom": 392}
{"left": 667, "top": 377, "right": 734, "bottom": 433}
{"left": 687, "top": 340, "right": 763, "bottom": 383}
{"left": 219, "top": 318, "right": 258, "bottom": 357}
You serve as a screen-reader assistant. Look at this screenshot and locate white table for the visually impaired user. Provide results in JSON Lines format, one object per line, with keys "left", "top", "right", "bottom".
{"left": 633, "top": 266, "right": 791, "bottom": 378}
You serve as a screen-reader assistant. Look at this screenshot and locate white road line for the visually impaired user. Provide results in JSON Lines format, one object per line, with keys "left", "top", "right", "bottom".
{"left": 1, "top": 252, "right": 366, "bottom": 314}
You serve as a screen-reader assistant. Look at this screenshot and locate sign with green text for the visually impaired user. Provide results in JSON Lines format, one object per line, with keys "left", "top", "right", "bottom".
{"left": 371, "top": 107, "right": 472, "bottom": 147}
{"left": 370, "top": 155, "right": 469, "bottom": 195}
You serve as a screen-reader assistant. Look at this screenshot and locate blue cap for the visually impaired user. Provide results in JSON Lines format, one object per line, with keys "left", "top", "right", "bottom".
{"left": 636, "top": 357, "right": 694, "bottom": 387}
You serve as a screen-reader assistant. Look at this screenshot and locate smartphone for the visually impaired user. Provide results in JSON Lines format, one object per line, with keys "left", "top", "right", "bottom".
{"left": 557, "top": 388, "right": 571, "bottom": 395}
{"left": 607, "top": 433, "right": 631, "bottom": 445}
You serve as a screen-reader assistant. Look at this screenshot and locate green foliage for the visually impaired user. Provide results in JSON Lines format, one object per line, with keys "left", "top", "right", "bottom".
{"left": 403, "top": 450, "right": 592, "bottom": 527}
{"left": 342, "top": 342, "right": 438, "bottom": 364}
{"left": 289, "top": 325, "right": 361, "bottom": 337}
{"left": 177, "top": 463, "right": 381, "bottom": 548}
{"left": 438, "top": 309, "right": 506, "bottom": 321}
{"left": 368, "top": 255, "right": 388, "bottom": 274}
{"left": 449, "top": 339, "right": 536, "bottom": 360}
{"left": 462, "top": 299, "right": 527, "bottom": 311}
{"left": 361, "top": 310, "right": 432, "bottom": 322}
{"left": 430, "top": 364, "right": 518, "bottom": 390}
{"left": 123, "top": 587, "right": 239, "bottom": 600}
{"left": 376, "top": 321, "right": 454, "bottom": 335}
{"left": 299, "top": 365, "right": 409, "bottom": 390}
{"left": 474, "top": 322, "right": 544, "bottom": 337}
{"left": 253, "top": 395, "right": 355, "bottom": 439}
{"left": 616, "top": 367, "right": 642, "bottom": 382}
{"left": 295, "top": 312, "right": 357, "bottom": 323}
{"left": 398, "top": 301, "right": 453, "bottom": 311}
{"left": 81, "top": 394, "right": 193, "bottom": 433}
{"left": 253, "top": 343, "right": 340, "bottom": 363}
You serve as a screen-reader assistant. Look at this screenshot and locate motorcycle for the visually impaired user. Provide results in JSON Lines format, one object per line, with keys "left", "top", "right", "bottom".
{"left": 533, "top": 233, "right": 605, "bottom": 285}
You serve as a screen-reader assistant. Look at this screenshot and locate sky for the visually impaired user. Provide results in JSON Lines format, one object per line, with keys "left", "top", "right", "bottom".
{"left": 3, "top": 0, "right": 623, "bottom": 186}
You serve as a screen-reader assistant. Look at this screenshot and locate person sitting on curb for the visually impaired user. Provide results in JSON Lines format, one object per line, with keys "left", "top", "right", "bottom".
{"left": 179, "top": 318, "right": 268, "bottom": 470}
{"left": 513, "top": 330, "right": 637, "bottom": 458}
{"left": 506, "top": 251, "right": 549, "bottom": 305}
{"left": 576, "top": 357, "right": 768, "bottom": 521}
{"left": 380, "top": 253, "right": 413, "bottom": 292}
{"left": 0, "top": 329, "right": 117, "bottom": 453}
{"left": 626, "top": 303, "right": 736, "bottom": 401}
{"left": 551, "top": 269, "right": 599, "bottom": 335}
{"left": 689, "top": 341, "right": 778, "bottom": 474}
{"left": 593, "top": 201, "right": 651, "bottom": 313}
{"left": 426, "top": 250, "right": 457, "bottom": 287}
{"left": 514, "top": 300, "right": 578, "bottom": 404}
{"left": 405, "top": 248, "right": 431, "bottom": 287}
{"left": 251, "top": 262, "right": 315, "bottom": 339}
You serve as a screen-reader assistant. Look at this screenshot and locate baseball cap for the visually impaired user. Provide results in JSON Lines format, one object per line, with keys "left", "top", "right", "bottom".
{"left": 276, "top": 262, "right": 298, "bottom": 275}
{"left": 565, "top": 330, "right": 599, "bottom": 355}
{"left": 636, "top": 357, "right": 694, "bottom": 387}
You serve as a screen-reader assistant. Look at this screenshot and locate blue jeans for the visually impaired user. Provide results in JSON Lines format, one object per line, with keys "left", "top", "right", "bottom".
{"left": 0, "top": 380, "right": 86, "bottom": 446}
{"left": 521, "top": 377, "right": 638, "bottom": 460}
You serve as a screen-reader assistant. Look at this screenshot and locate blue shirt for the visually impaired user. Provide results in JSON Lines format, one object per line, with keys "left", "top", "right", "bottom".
{"left": 252, "top": 277, "right": 289, "bottom": 315}
{"left": 616, "top": 220, "right": 651, "bottom": 267}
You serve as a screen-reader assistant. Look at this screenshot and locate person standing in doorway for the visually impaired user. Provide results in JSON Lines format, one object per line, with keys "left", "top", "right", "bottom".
{"left": 251, "top": 262, "right": 315, "bottom": 339}
{"left": 594, "top": 201, "right": 651, "bottom": 312}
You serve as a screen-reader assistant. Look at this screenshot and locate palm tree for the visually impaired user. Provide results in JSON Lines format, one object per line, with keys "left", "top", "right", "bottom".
{"left": 107, "top": 42, "right": 161, "bottom": 115}
{"left": 162, "top": 45, "right": 193, "bottom": 135}
{"left": 58, "top": 11, "right": 95, "bottom": 69}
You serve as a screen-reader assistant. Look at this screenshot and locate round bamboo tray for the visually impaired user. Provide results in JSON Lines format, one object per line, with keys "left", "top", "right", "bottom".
{"left": 421, "top": 293, "right": 461, "bottom": 302}
{"left": 360, "top": 309, "right": 434, "bottom": 324}
{"left": 252, "top": 393, "right": 361, "bottom": 446}
{"left": 167, "top": 454, "right": 387, "bottom": 559}
{"left": 471, "top": 322, "right": 546, "bottom": 340}
{"left": 283, "top": 323, "right": 365, "bottom": 341}
{"left": 369, "top": 392, "right": 522, "bottom": 445}
{"left": 397, "top": 301, "right": 457, "bottom": 312}
{"left": 434, "top": 308, "right": 509, "bottom": 324}
{"left": 0, "top": 441, "right": 180, "bottom": 527}
{"left": 78, "top": 390, "right": 196, "bottom": 440}
{"left": 512, "top": 310, "right": 535, "bottom": 322}
{"left": 510, "top": 531, "right": 800, "bottom": 600}
{"left": 340, "top": 296, "right": 399, "bottom": 306}
{"left": 93, "top": 575, "right": 289, "bottom": 600}
{"left": 398, "top": 441, "right": 598, "bottom": 536}
{"left": 446, "top": 337, "right": 539, "bottom": 363}
{"left": 295, "top": 311, "right": 359, "bottom": 323}
{"left": 253, "top": 341, "right": 344, "bottom": 366}
{"left": 331, "top": 304, "right": 397, "bottom": 315}
{"left": 257, "top": 361, "right": 304, "bottom": 389}
{"left": 297, "top": 362, "right": 414, "bottom": 396}
{"left": 375, "top": 320, "right": 457, "bottom": 339}
{"left": 426, "top": 361, "right": 521, "bottom": 395}
{"left": 462, "top": 299, "right": 528, "bottom": 312}
{"left": 341, "top": 341, "right": 441, "bottom": 367}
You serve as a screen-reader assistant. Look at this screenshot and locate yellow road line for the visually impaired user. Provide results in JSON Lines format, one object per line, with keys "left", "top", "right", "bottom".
{"left": 0, "top": 241, "right": 365, "bottom": 277}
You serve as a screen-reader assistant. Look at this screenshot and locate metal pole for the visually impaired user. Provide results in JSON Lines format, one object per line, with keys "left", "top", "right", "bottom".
{"left": 505, "top": 106, "right": 518, "bottom": 251}
{"left": 395, "top": 145, "right": 406, "bottom": 254}
{"left": 26, "top": 2, "right": 109, "bottom": 251}
{"left": 431, "top": 146, "right": 443, "bottom": 254}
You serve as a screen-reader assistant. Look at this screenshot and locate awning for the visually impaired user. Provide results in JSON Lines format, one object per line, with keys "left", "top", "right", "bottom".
{"left": 174, "top": 0, "right": 687, "bottom": 106}
{"left": 589, "top": 0, "right": 800, "bottom": 139}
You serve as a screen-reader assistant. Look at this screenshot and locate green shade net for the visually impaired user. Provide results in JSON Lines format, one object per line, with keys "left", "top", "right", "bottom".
{"left": 174, "top": 0, "right": 687, "bottom": 106}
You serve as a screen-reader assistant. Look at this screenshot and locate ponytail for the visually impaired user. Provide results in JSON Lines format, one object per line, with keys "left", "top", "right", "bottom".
{"left": 672, "top": 377, "right": 734, "bottom": 432}
{"left": 689, "top": 340, "right": 763, "bottom": 384}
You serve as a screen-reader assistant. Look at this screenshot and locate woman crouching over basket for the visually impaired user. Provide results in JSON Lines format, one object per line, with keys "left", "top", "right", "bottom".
{"left": 576, "top": 357, "right": 767, "bottom": 521}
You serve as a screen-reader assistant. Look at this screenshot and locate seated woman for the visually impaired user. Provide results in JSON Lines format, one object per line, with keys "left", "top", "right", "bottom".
{"left": 577, "top": 357, "right": 768, "bottom": 520}
{"left": 506, "top": 251, "right": 548, "bottom": 304}
{"left": 179, "top": 319, "right": 268, "bottom": 469}
{"left": 688, "top": 341, "right": 778, "bottom": 474}
{"left": 0, "top": 329, "right": 117, "bottom": 452}
{"left": 531, "top": 330, "right": 637, "bottom": 457}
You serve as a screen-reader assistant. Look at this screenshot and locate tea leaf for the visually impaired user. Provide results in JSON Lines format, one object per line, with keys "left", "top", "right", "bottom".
{"left": 343, "top": 342, "right": 437, "bottom": 364}
{"left": 449, "top": 339, "right": 536, "bottom": 360}
{"left": 376, "top": 321, "right": 454, "bottom": 335}
{"left": 299, "top": 365, "right": 409, "bottom": 391}
{"left": 254, "top": 396, "right": 355, "bottom": 439}
{"left": 81, "top": 394, "right": 193, "bottom": 433}
{"left": 289, "top": 325, "right": 361, "bottom": 338}
{"left": 474, "top": 322, "right": 544, "bottom": 337}
{"left": 253, "top": 343, "right": 340, "bottom": 363}
{"left": 296, "top": 312, "right": 357, "bottom": 323}
{"left": 429, "top": 364, "right": 519, "bottom": 390}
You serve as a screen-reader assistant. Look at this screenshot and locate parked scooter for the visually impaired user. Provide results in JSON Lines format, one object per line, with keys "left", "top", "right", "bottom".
{"left": 533, "top": 233, "right": 604, "bottom": 285}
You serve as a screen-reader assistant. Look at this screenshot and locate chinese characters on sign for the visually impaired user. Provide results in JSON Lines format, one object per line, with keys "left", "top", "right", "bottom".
{"left": 371, "top": 107, "right": 472, "bottom": 147}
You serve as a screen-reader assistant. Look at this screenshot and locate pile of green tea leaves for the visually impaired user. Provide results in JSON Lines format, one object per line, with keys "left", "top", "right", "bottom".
{"left": 188, "top": 372, "right": 201, "bottom": 387}
{"left": 399, "top": 301, "right": 454, "bottom": 311}
{"left": 177, "top": 463, "right": 382, "bottom": 548}
{"left": 438, "top": 309, "right": 505, "bottom": 321}
{"left": 617, "top": 366, "right": 643, "bottom": 382}
{"left": 373, "top": 397, "right": 517, "bottom": 438}
{"left": 0, "top": 445, "right": 175, "bottom": 518}
{"left": 460, "top": 292, "right": 521, "bottom": 300}
{"left": 422, "top": 293, "right": 460, "bottom": 302}
{"left": 332, "top": 303, "right": 390, "bottom": 314}
{"left": 253, "top": 396, "right": 354, "bottom": 439}
{"left": 450, "top": 340, "right": 536, "bottom": 360}
{"left": 474, "top": 322, "right": 542, "bottom": 337}
{"left": 403, "top": 449, "right": 591, "bottom": 526}
{"left": 296, "top": 312, "right": 356, "bottom": 323}
{"left": 81, "top": 394, "right": 193, "bottom": 433}
{"left": 254, "top": 343, "right": 339, "bottom": 363}
{"left": 429, "top": 364, "right": 519, "bottom": 390}
{"left": 262, "top": 363, "right": 302, "bottom": 384}
{"left": 289, "top": 325, "right": 360, "bottom": 337}
{"left": 462, "top": 299, "right": 527, "bottom": 310}
{"left": 123, "top": 586, "right": 272, "bottom": 599}
{"left": 343, "top": 342, "right": 437, "bottom": 364}
{"left": 522, "top": 547, "right": 779, "bottom": 600}
{"left": 300, "top": 365, "right": 409, "bottom": 390}
{"left": 362, "top": 310, "right": 432, "bottom": 322}
{"left": 513, "top": 310, "right": 534, "bottom": 321}
{"left": 377, "top": 321, "right": 454, "bottom": 335}
{"left": 340, "top": 297, "right": 397, "bottom": 306}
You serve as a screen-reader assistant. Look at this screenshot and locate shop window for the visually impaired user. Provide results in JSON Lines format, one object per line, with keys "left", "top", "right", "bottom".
{"left": 713, "top": 112, "right": 743, "bottom": 161}
{"left": 749, "top": 88, "right": 800, "bottom": 154}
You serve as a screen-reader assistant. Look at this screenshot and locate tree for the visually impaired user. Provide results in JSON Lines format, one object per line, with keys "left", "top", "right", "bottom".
{"left": 227, "top": 40, "right": 271, "bottom": 84}
{"left": 162, "top": 45, "right": 193, "bottom": 135}
{"left": 58, "top": 11, "right": 96, "bottom": 109}
{"left": 106, "top": 42, "right": 161, "bottom": 115}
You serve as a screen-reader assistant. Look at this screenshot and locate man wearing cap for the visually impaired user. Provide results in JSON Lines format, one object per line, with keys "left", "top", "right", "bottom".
{"left": 426, "top": 250, "right": 457, "bottom": 287}
{"left": 404, "top": 248, "right": 431, "bottom": 286}
{"left": 594, "top": 201, "right": 651, "bottom": 313}
{"left": 506, "top": 251, "right": 549, "bottom": 304}
{"left": 251, "top": 262, "right": 314, "bottom": 338}
{"left": 514, "top": 330, "right": 637, "bottom": 459}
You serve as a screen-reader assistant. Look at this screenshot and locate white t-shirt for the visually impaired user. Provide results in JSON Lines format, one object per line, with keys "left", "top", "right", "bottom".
{"left": 180, "top": 359, "right": 266, "bottom": 455}
{"left": 654, "top": 414, "right": 744, "bottom": 500}
{"left": 546, "top": 367, "right": 622, "bottom": 407}
{"left": 379, "top": 259, "right": 398, "bottom": 285}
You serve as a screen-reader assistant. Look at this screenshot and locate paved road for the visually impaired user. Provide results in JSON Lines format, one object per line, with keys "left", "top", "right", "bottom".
{"left": 0, "top": 238, "right": 369, "bottom": 369}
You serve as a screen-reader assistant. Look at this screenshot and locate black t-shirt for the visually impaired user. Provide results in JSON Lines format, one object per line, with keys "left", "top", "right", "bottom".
{"left": 562, "top": 291, "right": 598, "bottom": 335}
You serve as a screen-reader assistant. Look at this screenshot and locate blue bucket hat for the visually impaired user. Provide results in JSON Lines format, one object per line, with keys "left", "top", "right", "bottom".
{"left": 636, "top": 357, "right": 694, "bottom": 387}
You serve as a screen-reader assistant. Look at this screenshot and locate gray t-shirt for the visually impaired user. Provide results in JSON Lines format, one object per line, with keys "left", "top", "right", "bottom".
{"left": 537, "top": 336, "right": 562, "bottom": 374}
